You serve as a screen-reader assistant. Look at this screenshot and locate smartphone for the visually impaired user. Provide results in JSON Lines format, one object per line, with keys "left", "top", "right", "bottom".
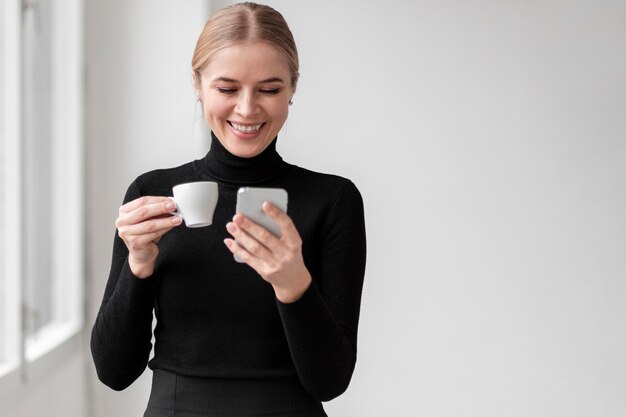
{"left": 234, "top": 187, "right": 288, "bottom": 263}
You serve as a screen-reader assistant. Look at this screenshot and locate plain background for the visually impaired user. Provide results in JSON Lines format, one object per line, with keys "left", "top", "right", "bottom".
{"left": 4, "top": 0, "right": 626, "bottom": 416}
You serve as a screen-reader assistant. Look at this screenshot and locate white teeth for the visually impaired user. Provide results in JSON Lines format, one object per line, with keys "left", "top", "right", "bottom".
{"left": 231, "top": 122, "right": 262, "bottom": 133}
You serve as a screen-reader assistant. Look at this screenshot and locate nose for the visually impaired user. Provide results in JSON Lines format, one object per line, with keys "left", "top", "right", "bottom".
{"left": 235, "top": 90, "right": 259, "bottom": 117}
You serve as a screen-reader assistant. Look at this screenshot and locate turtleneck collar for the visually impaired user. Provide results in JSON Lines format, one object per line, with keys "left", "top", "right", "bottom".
{"left": 202, "top": 131, "right": 290, "bottom": 185}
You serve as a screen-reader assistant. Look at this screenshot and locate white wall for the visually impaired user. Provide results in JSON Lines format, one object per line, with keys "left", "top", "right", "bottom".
{"left": 85, "top": 0, "right": 209, "bottom": 416}
{"left": 0, "top": 336, "right": 86, "bottom": 417}
{"left": 86, "top": 1, "right": 626, "bottom": 416}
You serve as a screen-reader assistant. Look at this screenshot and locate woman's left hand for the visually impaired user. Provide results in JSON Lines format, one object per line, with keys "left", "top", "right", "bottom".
{"left": 224, "top": 202, "right": 311, "bottom": 303}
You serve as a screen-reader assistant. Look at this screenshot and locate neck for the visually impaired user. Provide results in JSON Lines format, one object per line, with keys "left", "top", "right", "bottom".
{"left": 202, "top": 131, "right": 288, "bottom": 185}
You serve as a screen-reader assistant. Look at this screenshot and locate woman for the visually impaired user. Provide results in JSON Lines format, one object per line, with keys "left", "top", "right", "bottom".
{"left": 91, "top": 3, "right": 366, "bottom": 416}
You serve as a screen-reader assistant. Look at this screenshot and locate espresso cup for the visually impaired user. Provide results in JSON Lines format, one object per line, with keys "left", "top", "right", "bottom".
{"left": 170, "top": 181, "right": 219, "bottom": 228}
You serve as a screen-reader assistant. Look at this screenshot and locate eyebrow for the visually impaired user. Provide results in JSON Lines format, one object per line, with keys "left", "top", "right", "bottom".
{"left": 212, "top": 76, "right": 285, "bottom": 84}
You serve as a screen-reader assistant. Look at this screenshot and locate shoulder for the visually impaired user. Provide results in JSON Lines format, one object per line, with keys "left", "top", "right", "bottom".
{"left": 128, "top": 160, "right": 200, "bottom": 198}
{"left": 285, "top": 166, "right": 366, "bottom": 251}
{"left": 287, "top": 165, "right": 361, "bottom": 196}
{"left": 284, "top": 164, "right": 364, "bottom": 213}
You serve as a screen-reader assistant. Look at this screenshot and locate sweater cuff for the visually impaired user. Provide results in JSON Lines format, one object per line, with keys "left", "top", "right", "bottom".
{"left": 275, "top": 279, "right": 318, "bottom": 309}
{"left": 117, "top": 258, "right": 155, "bottom": 296}
{"left": 275, "top": 280, "right": 339, "bottom": 338}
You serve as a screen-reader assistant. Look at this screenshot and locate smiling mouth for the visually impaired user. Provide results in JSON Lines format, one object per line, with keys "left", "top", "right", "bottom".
{"left": 229, "top": 121, "right": 264, "bottom": 133}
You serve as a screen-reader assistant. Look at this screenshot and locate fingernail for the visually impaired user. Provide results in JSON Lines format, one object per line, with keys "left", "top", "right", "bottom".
{"left": 226, "top": 222, "right": 235, "bottom": 232}
{"left": 172, "top": 215, "right": 182, "bottom": 224}
{"left": 166, "top": 202, "right": 175, "bottom": 210}
{"left": 233, "top": 214, "right": 244, "bottom": 224}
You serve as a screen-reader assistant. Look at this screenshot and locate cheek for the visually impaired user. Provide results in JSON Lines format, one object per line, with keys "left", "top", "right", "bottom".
{"left": 202, "top": 97, "right": 231, "bottom": 122}
{"left": 268, "top": 102, "right": 289, "bottom": 123}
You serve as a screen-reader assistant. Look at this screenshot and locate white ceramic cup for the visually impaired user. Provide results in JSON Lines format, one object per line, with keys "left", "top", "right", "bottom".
{"left": 170, "top": 181, "right": 219, "bottom": 228}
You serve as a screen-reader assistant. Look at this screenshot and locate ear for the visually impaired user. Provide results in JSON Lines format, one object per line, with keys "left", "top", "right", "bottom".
{"left": 291, "top": 72, "right": 300, "bottom": 95}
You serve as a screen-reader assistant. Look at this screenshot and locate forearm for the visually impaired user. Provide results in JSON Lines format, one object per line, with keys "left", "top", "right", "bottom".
{"left": 277, "top": 181, "right": 366, "bottom": 401}
{"left": 276, "top": 281, "right": 358, "bottom": 401}
{"left": 91, "top": 257, "right": 155, "bottom": 390}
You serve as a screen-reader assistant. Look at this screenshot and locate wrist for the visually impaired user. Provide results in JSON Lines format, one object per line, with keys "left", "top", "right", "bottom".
{"left": 273, "top": 273, "right": 312, "bottom": 304}
{"left": 128, "top": 255, "right": 155, "bottom": 279}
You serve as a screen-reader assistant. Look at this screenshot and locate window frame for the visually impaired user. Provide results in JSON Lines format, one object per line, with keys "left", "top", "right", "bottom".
{"left": 0, "top": 0, "right": 84, "bottom": 383}
{"left": 22, "top": 0, "right": 85, "bottom": 363}
{"left": 0, "top": 0, "right": 23, "bottom": 380}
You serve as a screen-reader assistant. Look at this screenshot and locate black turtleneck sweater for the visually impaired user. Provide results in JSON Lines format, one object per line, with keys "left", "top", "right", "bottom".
{"left": 91, "top": 134, "right": 367, "bottom": 401}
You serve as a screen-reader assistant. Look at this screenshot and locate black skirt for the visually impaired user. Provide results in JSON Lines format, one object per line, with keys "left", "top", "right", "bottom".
{"left": 144, "top": 370, "right": 328, "bottom": 417}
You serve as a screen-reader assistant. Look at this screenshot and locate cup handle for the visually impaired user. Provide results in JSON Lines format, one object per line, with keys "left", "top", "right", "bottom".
{"left": 168, "top": 197, "right": 182, "bottom": 219}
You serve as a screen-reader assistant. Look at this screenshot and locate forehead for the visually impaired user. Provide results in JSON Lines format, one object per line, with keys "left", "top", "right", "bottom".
{"left": 200, "top": 41, "right": 291, "bottom": 82}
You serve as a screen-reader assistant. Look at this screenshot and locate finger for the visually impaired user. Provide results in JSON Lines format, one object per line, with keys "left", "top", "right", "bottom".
{"left": 119, "top": 196, "right": 173, "bottom": 214}
{"left": 261, "top": 202, "right": 301, "bottom": 246}
{"left": 118, "top": 200, "right": 177, "bottom": 226}
{"left": 226, "top": 221, "right": 272, "bottom": 260}
{"left": 124, "top": 230, "right": 168, "bottom": 252}
{"left": 118, "top": 215, "right": 182, "bottom": 240}
{"left": 120, "top": 224, "right": 178, "bottom": 255}
{"left": 224, "top": 238, "right": 262, "bottom": 268}
{"left": 232, "top": 214, "right": 283, "bottom": 253}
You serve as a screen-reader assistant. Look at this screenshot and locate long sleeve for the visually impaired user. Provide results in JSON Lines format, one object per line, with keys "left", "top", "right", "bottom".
{"left": 90, "top": 181, "right": 156, "bottom": 391}
{"left": 276, "top": 181, "right": 367, "bottom": 401}
{"left": 90, "top": 143, "right": 368, "bottom": 400}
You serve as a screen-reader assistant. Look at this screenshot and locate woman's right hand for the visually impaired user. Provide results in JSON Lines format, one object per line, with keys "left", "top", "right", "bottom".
{"left": 115, "top": 196, "right": 182, "bottom": 278}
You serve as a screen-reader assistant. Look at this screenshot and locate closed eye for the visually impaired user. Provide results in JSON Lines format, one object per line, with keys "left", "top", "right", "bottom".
{"left": 216, "top": 87, "right": 281, "bottom": 95}
{"left": 216, "top": 87, "right": 237, "bottom": 94}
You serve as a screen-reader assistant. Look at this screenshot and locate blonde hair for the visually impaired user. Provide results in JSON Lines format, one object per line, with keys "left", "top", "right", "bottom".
{"left": 192, "top": 2, "right": 299, "bottom": 86}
